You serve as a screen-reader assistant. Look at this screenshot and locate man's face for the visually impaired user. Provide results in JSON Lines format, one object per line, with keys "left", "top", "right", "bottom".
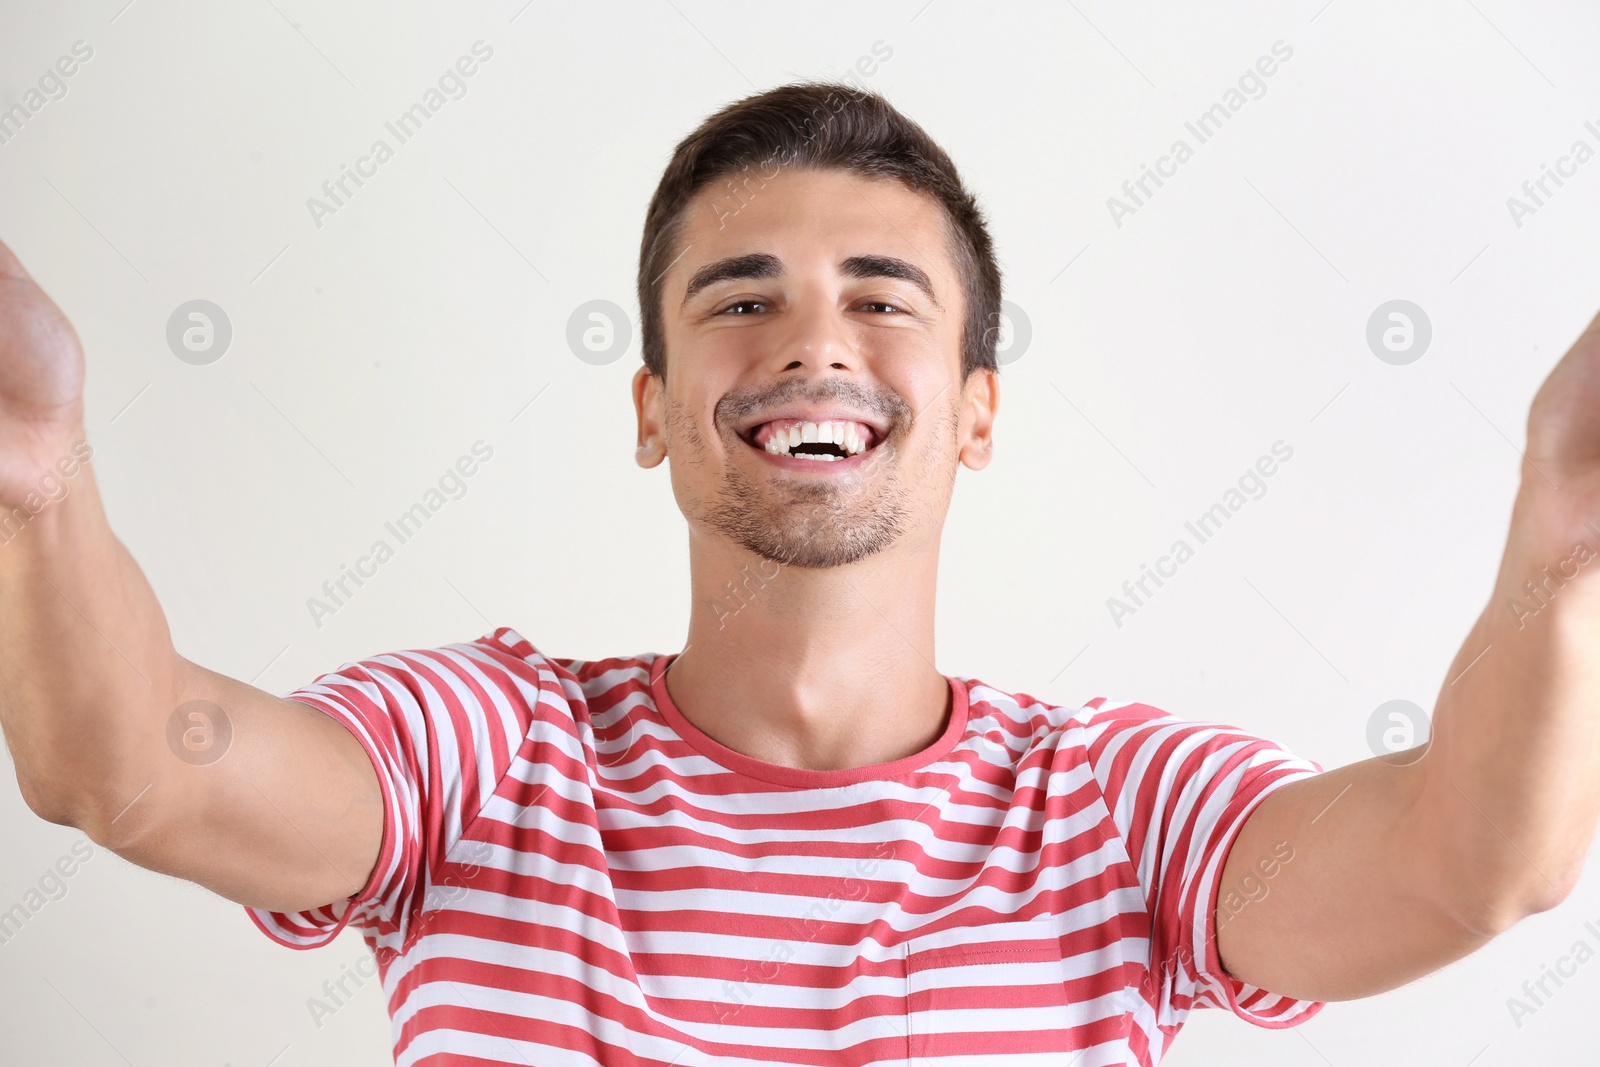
{"left": 633, "top": 166, "right": 997, "bottom": 568}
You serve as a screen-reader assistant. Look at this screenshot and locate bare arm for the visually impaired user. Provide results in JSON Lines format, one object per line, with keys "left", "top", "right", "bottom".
{"left": 1213, "top": 308, "right": 1600, "bottom": 1002}
{"left": 0, "top": 239, "right": 382, "bottom": 915}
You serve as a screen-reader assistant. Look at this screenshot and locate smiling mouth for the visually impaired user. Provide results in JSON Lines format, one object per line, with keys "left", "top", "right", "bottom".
{"left": 741, "top": 419, "right": 884, "bottom": 463}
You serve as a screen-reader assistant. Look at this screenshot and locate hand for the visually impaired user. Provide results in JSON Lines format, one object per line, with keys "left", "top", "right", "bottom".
{"left": 1529, "top": 308, "right": 1600, "bottom": 492}
{"left": 0, "top": 239, "right": 87, "bottom": 509}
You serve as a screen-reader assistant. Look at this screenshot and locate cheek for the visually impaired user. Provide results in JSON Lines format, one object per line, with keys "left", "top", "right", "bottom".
{"left": 875, "top": 334, "right": 947, "bottom": 382}
{"left": 663, "top": 425, "right": 720, "bottom": 518}
{"left": 920, "top": 398, "right": 963, "bottom": 451}
{"left": 886, "top": 412, "right": 956, "bottom": 500}
{"left": 884, "top": 360, "right": 962, "bottom": 435}
{"left": 663, "top": 393, "right": 713, "bottom": 451}
{"left": 661, "top": 398, "right": 735, "bottom": 501}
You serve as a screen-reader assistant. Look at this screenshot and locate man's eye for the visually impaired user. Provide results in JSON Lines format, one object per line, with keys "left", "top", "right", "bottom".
{"left": 716, "top": 299, "right": 904, "bottom": 315}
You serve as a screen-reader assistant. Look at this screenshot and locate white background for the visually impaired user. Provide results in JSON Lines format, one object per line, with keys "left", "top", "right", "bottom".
{"left": 1, "top": 1, "right": 1598, "bottom": 1064}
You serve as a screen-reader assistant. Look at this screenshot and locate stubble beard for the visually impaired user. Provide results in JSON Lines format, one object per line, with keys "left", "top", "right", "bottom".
{"left": 671, "top": 399, "right": 910, "bottom": 569}
{"left": 708, "top": 436, "right": 909, "bottom": 568}
{"left": 671, "top": 376, "right": 965, "bottom": 569}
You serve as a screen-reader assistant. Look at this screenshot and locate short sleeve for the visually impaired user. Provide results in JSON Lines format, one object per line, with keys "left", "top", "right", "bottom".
{"left": 1081, "top": 698, "right": 1327, "bottom": 1029}
{"left": 245, "top": 629, "right": 546, "bottom": 951}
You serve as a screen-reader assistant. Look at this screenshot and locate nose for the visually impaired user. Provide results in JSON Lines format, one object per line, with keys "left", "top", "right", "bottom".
{"left": 765, "top": 293, "right": 858, "bottom": 375}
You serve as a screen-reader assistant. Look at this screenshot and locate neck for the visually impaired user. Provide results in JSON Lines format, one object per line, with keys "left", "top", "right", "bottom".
{"left": 666, "top": 529, "right": 951, "bottom": 772}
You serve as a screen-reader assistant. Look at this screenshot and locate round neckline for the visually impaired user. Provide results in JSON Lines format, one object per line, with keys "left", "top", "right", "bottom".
{"left": 648, "top": 653, "right": 969, "bottom": 789}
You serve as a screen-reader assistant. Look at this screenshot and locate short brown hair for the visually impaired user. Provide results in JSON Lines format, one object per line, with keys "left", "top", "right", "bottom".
{"left": 636, "top": 80, "right": 1002, "bottom": 382}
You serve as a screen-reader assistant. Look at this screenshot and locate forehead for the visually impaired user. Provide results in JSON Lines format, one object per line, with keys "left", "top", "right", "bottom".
{"left": 671, "top": 167, "right": 957, "bottom": 293}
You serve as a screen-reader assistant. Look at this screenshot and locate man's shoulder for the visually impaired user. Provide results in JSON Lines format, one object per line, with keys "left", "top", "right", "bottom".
{"left": 463, "top": 627, "right": 657, "bottom": 675}
{"left": 959, "top": 678, "right": 1217, "bottom": 756}
{"left": 296, "top": 626, "right": 666, "bottom": 713}
{"left": 960, "top": 675, "right": 1135, "bottom": 727}
{"left": 958, "top": 675, "right": 1108, "bottom": 750}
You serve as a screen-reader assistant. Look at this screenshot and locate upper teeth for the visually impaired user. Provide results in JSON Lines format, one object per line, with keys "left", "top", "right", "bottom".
{"left": 763, "top": 420, "right": 870, "bottom": 460}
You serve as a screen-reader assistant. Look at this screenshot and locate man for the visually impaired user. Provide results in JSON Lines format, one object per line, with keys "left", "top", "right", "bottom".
{"left": 3, "top": 80, "right": 1598, "bottom": 1066}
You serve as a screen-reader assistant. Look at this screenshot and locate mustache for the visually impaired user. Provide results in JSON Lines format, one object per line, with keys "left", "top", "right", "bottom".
{"left": 715, "top": 377, "right": 911, "bottom": 433}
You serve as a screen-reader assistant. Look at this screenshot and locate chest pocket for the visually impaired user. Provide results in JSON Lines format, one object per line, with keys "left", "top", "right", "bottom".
{"left": 903, "top": 916, "right": 1072, "bottom": 1063}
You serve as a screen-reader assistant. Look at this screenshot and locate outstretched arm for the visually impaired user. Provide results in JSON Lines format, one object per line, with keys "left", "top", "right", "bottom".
{"left": 1213, "top": 308, "right": 1600, "bottom": 1002}
{"left": 0, "top": 239, "right": 384, "bottom": 914}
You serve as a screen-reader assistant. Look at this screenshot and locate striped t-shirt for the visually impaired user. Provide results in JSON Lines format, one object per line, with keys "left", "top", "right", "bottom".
{"left": 247, "top": 627, "right": 1327, "bottom": 1065}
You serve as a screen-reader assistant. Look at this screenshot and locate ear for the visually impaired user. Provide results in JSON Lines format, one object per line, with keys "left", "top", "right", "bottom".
{"left": 632, "top": 365, "right": 667, "bottom": 468}
{"left": 957, "top": 366, "right": 998, "bottom": 470}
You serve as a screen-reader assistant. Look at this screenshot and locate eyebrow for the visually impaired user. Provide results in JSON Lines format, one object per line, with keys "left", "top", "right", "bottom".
{"left": 679, "top": 252, "right": 943, "bottom": 312}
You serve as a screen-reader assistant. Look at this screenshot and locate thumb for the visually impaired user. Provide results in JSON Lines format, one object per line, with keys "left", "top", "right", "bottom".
{"left": 0, "top": 238, "right": 31, "bottom": 283}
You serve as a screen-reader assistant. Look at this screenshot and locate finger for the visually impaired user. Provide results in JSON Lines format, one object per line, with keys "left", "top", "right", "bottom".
{"left": 0, "top": 238, "right": 28, "bottom": 282}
